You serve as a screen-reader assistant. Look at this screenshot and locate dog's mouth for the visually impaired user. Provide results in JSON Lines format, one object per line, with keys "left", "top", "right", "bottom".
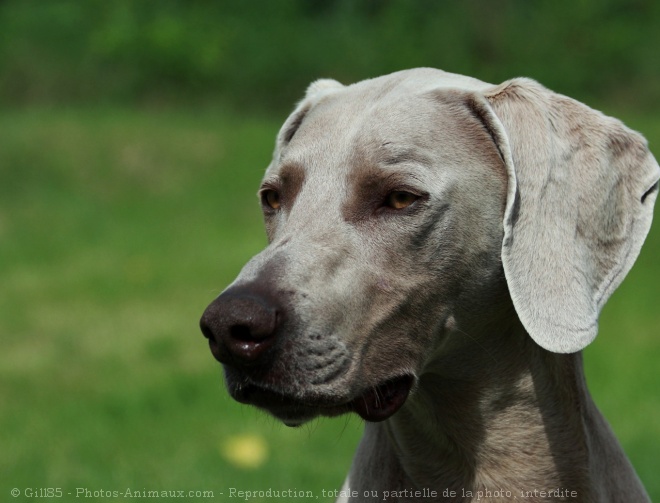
{"left": 229, "top": 375, "right": 414, "bottom": 425}
{"left": 351, "top": 375, "right": 414, "bottom": 422}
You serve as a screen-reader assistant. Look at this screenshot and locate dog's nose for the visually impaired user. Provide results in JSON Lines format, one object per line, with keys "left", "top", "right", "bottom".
{"left": 200, "top": 289, "right": 279, "bottom": 365}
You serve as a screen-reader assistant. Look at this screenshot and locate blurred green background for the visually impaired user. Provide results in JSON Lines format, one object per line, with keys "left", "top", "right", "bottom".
{"left": 1, "top": 1, "right": 658, "bottom": 502}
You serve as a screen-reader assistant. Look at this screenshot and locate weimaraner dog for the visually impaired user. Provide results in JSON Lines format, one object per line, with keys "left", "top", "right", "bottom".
{"left": 200, "top": 68, "right": 659, "bottom": 502}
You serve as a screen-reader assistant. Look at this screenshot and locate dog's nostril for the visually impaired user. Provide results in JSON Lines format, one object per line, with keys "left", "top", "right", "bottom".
{"left": 230, "top": 325, "right": 254, "bottom": 342}
{"left": 200, "top": 321, "right": 215, "bottom": 342}
{"left": 225, "top": 318, "right": 277, "bottom": 364}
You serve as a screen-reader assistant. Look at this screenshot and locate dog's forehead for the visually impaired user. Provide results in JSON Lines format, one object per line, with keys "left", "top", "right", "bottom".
{"left": 312, "top": 83, "right": 436, "bottom": 142}
{"left": 272, "top": 88, "right": 476, "bottom": 182}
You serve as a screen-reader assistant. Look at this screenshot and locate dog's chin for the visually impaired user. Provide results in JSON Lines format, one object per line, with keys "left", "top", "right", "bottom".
{"left": 226, "top": 374, "right": 414, "bottom": 426}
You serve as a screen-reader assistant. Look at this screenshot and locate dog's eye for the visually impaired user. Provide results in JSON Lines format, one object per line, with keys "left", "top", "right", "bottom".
{"left": 385, "top": 191, "right": 418, "bottom": 210}
{"left": 261, "top": 189, "right": 281, "bottom": 210}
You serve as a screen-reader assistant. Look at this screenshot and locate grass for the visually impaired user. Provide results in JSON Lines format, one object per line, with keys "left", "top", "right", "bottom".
{"left": 0, "top": 106, "right": 658, "bottom": 502}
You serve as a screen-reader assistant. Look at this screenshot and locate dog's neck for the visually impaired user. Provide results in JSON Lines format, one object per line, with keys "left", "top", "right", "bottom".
{"left": 347, "top": 319, "right": 596, "bottom": 501}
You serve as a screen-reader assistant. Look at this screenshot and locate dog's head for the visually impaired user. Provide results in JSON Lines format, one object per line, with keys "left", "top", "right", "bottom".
{"left": 200, "top": 69, "right": 659, "bottom": 426}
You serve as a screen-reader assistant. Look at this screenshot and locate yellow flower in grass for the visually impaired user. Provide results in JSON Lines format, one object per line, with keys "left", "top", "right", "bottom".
{"left": 221, "top": 433, "right": 268, "bottom": 469}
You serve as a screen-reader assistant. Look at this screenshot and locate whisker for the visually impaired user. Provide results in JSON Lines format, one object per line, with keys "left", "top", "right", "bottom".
{"left": 454, "top": 327, "right": 499, "bottom": 365}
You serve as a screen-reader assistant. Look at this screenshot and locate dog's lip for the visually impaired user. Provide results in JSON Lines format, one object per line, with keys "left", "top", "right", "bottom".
{"left": 231, "top": 384, "right": 352, "bottom": 426}
{"left": 351, "top": 375, "right": 414, "bottom": 422}
{"left": 230, "top": 374, "right": 414, "bottom": 424}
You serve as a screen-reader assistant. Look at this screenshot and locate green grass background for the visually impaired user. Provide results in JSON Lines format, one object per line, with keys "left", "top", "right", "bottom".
{"left": 1, "top": 106, "right": 658, "bottom": 502}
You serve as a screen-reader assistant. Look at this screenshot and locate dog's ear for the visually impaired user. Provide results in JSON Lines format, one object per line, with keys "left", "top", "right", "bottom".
{"left": 274, "top": 79, "right": 344, "bottom": 154}
{"left": 305, "top": 78, "right": 344, "bottom": 98}
{"left": 469, "top": 79, "right": 659, "bottom": 353}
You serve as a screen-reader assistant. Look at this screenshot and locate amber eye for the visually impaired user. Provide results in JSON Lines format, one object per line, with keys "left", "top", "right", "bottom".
{"left": 385, "top": 191, "right": 418, "bottom": 210}
{"left": 261, "top": 189, "right": 281, "bottom": 210}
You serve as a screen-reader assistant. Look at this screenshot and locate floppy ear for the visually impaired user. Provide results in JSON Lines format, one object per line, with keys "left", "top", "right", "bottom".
{"left": 274, "top": 78, "right": 345, "bottom": 156}
{"left": 471, "top": 79, "right": 659, "bottom": 353}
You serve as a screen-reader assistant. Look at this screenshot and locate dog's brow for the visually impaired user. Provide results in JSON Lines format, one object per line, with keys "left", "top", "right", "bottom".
{"left": 377, "top": 143, "right": 432, "bottom": 167}
{"left": 280, "top": 163, "right": 305, "bottom": 182}
{"left": 262, "top": 163, "right": 305, "bottom": 186}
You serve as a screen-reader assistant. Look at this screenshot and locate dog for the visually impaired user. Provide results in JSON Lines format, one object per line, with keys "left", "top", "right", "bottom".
{"left": 200, "top": 68, "right": 658, "bottom": 502}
